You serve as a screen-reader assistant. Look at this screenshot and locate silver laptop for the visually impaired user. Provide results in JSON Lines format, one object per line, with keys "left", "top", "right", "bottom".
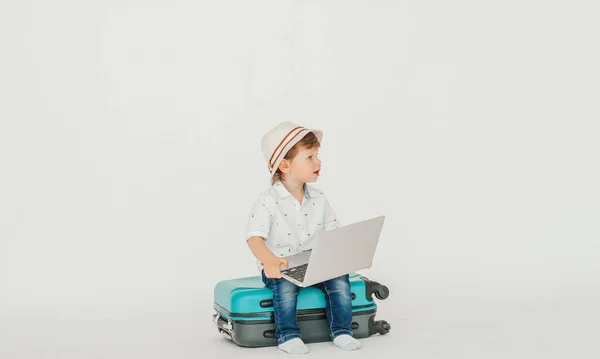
{"left": 279, "top": 215, "right": 385, "bottom": 287}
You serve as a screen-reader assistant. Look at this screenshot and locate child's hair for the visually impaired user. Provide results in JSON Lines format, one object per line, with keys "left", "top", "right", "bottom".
{"left": 271, "top": 131, "right": 321, "bottom": 185}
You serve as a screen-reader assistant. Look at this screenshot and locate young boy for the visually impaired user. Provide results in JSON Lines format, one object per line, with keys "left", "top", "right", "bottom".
{"left": 245, "top": 122, "right": 362, "bottom": 354}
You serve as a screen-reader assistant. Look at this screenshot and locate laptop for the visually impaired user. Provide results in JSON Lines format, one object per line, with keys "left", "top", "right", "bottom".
{"left": 279, "top": 215, "right": 385, "bottom": 287}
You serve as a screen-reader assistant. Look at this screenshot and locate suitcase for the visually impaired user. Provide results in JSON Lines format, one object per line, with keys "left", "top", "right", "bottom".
{"left": 212, "top": 272, "right": 391, "bottom": 347}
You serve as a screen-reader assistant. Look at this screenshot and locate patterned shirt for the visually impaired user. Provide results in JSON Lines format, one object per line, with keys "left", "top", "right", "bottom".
{"left": 245, "top": 179, "right": 341, "bottom": 272}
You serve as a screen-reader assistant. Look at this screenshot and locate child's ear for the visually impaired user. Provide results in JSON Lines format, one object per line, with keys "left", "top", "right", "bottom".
{"left": 279, "top": 159, "right": 290, "bottom": 173}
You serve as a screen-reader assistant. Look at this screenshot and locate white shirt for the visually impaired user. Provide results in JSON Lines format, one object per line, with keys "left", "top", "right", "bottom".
{"left": 245, "top": 179, "right": 341, "bottom": 272}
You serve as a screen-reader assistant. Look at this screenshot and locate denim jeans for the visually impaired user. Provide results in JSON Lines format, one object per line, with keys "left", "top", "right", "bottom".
{"left": 261, "top": 269, "right": 354, "bottom": 345}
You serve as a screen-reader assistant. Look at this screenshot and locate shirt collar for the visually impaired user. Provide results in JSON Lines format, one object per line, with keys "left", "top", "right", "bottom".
{"left": 273, "top": 180, "right": 321, "bottom": 200}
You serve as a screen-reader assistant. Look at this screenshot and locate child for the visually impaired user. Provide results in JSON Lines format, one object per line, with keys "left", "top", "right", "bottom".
{"left": 245, "top": 121, "right": 362, "bottom": 354}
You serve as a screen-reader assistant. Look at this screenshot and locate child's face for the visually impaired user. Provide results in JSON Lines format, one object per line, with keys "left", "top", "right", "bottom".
{"left": 289, "top": 146, "right": 321, "bottom": 183}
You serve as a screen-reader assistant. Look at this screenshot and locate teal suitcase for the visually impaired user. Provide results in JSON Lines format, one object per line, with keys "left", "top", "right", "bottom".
{"left": 212, "top": 272, "right": 391, "bottom": 347}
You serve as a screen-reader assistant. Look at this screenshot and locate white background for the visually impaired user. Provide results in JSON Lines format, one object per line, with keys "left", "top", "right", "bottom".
{"left": 1, "top": 1, "right": 599, "bottom": 358}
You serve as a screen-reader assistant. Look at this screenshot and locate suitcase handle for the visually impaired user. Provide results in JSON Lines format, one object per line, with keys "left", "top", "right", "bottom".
{"left": 260, "top": 292, "right": 357, "bottom": 308}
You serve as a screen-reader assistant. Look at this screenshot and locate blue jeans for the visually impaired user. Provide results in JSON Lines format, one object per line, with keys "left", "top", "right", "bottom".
{"left": 261, "top": 269, "right": 354, "bottom": 345}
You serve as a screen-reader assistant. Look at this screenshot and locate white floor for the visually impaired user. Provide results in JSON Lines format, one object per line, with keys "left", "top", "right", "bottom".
{"left": 2, "top": 295, "right": 597, "bottom": 359}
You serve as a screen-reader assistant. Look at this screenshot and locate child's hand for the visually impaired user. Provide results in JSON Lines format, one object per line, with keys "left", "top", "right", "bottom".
{"left": 264, "top": 257, "right": 289, "bottom": 278}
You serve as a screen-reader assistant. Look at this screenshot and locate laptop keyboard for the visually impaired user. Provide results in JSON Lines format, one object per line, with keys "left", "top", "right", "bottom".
{"left": 281, "top": 263, "right": 308, "bottom": 282}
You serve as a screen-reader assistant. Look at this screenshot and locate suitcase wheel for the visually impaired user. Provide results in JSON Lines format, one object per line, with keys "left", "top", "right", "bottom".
{"left": 375, "top": 320, "right": 391, "bottom": 334}
{"left": 374, "top": 284, "right": 390, "bottom": 300}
